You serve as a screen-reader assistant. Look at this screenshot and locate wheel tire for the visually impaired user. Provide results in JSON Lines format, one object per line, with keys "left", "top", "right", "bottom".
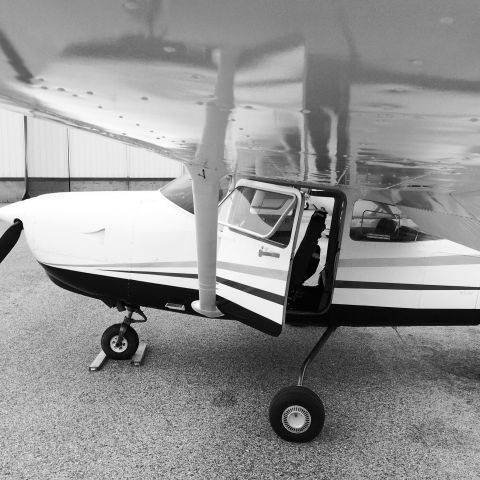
{"left": 269, "top": 386, "right": 325, "bottom": 442}
{"left": 101, "top": 324, "right": 139, "bottom": 360}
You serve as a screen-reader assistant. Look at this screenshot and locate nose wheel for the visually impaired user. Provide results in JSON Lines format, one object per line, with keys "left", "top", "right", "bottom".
{"left": 269, "top": 326, "right": 336, "bottom": 442}
{"left": 100, "top": 307, "right": 146, "bottom": 360}
{"left": 101, "top": 324, "right": 139, "bottom": 360}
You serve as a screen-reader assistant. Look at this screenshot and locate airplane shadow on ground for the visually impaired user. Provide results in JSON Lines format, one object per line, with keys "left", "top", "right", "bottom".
{"left": 138, "top": 319, "right": 480, "bottom": 405}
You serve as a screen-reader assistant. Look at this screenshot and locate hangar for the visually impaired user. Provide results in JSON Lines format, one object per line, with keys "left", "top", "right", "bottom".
{"left": 0, "top": 108, "right": 183, "bottom": 202}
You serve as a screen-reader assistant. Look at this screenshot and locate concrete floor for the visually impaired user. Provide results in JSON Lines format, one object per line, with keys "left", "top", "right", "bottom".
{"left": 1, "top": 220, "right": 480, "bottom": 479}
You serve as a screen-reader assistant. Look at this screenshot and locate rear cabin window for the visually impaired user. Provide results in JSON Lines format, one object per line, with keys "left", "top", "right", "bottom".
{"left": 350, "top": 200, "right": 439, "bottom": 242}
{"left": 218, "top": 186, "right": 296, "bottom": 246}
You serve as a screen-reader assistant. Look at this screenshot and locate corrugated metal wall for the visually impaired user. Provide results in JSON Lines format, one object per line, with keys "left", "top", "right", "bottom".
{"left": 0, "top": 108, "right": 184, "bottom": 201}
{"left": 128, "top": 147, "right": 182, "bottom": 179}
{"left": 0, "top": 110, "right": 24, "bottom": 177}
{"left": 0, "top": 110, "right": 25, "bottom": 201}
{"left": 27, "top": 118, "right": 69, "bottom": 177}
{"left": 69, "top": 129, "right": 128, "bottom": 178}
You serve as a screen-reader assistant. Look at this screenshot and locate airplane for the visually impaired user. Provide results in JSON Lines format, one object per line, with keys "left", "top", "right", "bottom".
{"left": 1, "top": 0, "right": 480, "bottom": 443}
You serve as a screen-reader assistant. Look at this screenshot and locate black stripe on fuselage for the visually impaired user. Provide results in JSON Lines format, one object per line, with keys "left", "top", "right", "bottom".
{"left": 103, "top": 269, "right": 285, "bottom": 305}
{"left": 216, "top": 276, "right": 284, "bottom": 305}
{"left": 40, "top": 264, "right": 479, "bottom": 330}
{"left": 109, "top": 269, "right": 479, "bottom": 294}
{"left": 106, "top": 269, "right": 198, "bottom": 279}
{"left": 40, "top": 263, "right": 282, "bottom": 336}
{"left": 287, "top": 304, "right": 480, "bottom": 327}
{"left": 335, "top": 280, "right": 480, "bottom": 291}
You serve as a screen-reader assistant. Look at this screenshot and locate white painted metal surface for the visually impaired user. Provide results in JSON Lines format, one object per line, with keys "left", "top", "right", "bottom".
{"left": 127, "top": 147, "right": 183, "bottom": 179}
{"left": 0, "top": 109, "right": 24, "bottom": 177}
{"left": 26, "top": 117, "right": 68, "bottom": 177}
{"left": 1, "top": 179, "right": 480, "bottom": 318}
{"left": 334, "top": 193, "right": 480, "bottom": 310}
{"left": 69, "top": 129, "right": 128, "bottom": 178}
{"left": 0, "top": 108, "right": 183, "bottom": 182}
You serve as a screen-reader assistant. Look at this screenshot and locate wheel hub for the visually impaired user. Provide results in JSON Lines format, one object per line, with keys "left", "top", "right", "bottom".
{"left": 282, "top": 405, "right": 311, "bottom": 434}
{"left": 110, "top": 335, "right": 128, "bottom": 353}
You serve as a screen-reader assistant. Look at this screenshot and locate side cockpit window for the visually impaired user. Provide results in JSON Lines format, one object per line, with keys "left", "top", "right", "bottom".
{"left": 218, "top": 186, "right": 296, "bottom": 247}
{"left": 350, "top": 200, "right": 439, "bottom": 242}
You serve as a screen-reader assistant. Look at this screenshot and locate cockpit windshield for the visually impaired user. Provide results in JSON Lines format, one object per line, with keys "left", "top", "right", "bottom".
{"left": 160, "top": 174, "right": 232, "bottom": 214}
{"left": 160, "top": 175, "right": 195, "bottom": 213}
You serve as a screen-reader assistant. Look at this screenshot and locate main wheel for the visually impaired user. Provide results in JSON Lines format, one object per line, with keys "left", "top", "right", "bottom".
{"left": 101, "top": 324, "right": 139, "bottom": 360}
{"left": 269, "top": 386, "right": 325, "bottom": 442}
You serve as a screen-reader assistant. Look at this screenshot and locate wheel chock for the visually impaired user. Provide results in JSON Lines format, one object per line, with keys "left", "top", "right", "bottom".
{"left": 130, "top": 341, "right": 147, "bottom": 366}
{"left": 89, "top": 351, "right": 107, "bottom": 371}
{"left": 89, "top": 341, "right": 147, "bottom": 371}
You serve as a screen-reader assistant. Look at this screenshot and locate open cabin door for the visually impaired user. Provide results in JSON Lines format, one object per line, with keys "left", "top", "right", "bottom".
{"left": 216, "top": 179, "right": 303, "bottom": 336}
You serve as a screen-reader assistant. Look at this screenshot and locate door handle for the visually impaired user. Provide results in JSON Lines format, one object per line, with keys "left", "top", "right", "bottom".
{"left": 258, "top": 247, "right": 280, "bottom": 258}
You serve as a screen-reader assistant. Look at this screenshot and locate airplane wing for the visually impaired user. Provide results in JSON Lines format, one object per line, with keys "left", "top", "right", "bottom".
{"left": 1, "top": 0, "right": 480, "bottom": 247}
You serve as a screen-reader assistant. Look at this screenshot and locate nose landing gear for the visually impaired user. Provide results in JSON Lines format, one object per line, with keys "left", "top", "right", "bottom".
{"left": 269, "top": 326, "right": 336, "bottom": 442}
{"left": 101, "top": 307, "right": 147, "bottom": 360}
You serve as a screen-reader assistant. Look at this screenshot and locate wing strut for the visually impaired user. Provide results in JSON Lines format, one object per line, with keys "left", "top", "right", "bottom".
{"left": 187, "top": 49, "right": 238, "bottom": 318}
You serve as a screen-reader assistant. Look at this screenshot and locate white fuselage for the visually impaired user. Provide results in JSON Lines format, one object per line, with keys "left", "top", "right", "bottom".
{"left": 1, "top": 185, "right": 480, "bottom": 332}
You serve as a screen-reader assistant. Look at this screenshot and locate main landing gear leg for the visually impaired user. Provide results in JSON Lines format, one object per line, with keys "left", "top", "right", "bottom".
{"left": 269, "top": 326, "right": 337, "bottom": 442}
{"left": 100, "top": 307, "right": 147, "bottom": 361}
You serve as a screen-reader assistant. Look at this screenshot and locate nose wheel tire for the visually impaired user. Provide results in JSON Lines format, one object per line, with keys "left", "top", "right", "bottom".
{"left": 101, "top": 324, "right": 139, "bottom": 360}
{"left": 269, "top": 386, "right": 325, "bottom": 442}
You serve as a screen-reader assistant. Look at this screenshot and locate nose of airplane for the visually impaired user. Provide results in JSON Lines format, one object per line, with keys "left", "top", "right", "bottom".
{"left": 0, "top": 200, "right": 29, "bottom": 224}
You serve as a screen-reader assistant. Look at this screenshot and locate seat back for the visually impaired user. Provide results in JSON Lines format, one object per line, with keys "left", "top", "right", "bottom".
{"left": 289, "top": 211, "right": 326, "bottom": 291}
{"left": 375, "top": 217, "right": 398, "bottom": 238}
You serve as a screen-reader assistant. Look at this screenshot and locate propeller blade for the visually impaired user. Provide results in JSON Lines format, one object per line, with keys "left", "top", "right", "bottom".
{"left": 0, "top": 220, "right": 23, "bottom": 263}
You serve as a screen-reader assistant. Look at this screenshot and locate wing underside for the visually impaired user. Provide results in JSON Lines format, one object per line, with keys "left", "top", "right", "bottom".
{"left": 1, "top": 1, "right": 480, "bottom": 247}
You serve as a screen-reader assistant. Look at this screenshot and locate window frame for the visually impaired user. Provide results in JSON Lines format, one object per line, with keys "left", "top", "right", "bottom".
{"left": 350, "top": 199, "right": 439, "bottom": 243}
{"left": 218, "top": 186, "right": 298, "bottom": 243}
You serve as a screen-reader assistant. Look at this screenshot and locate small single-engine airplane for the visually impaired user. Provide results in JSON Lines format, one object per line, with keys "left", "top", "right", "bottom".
{"left": 1, "top": 0, "right": 480, "bottom": 442}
